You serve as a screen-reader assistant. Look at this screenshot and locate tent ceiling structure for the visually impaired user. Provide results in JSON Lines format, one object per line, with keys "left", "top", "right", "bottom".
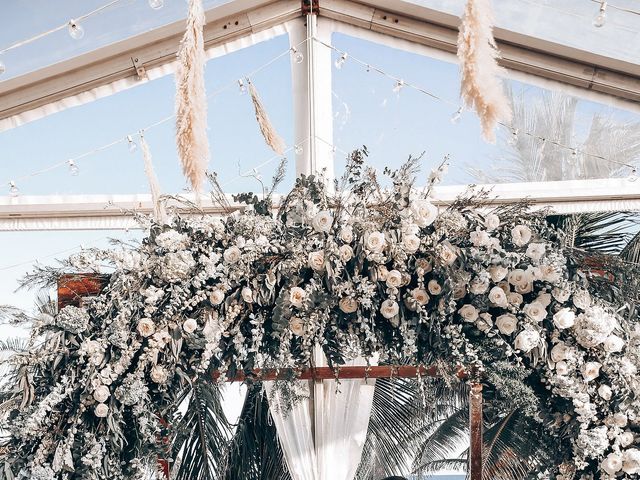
{"left": 0, "top": 0, "right": 638, "bottom": 231}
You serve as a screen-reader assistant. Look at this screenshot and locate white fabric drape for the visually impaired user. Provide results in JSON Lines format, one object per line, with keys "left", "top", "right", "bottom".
{"left": 264, "top": 348, "right": 376, "bottom": 480}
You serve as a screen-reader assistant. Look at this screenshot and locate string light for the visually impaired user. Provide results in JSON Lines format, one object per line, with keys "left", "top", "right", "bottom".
{"left": 629, "top": 168, "right": 638, "bottom": 182}
{"left": 335, "top": 53, "right": 348, "bottom": 69}
{"left": 237, "top": 79, "right": 247, "bottom": 94}
{"left": 126, "top": 135, "right": 138, "bottom": 153}
{"left": 148, "top": 0, "right": 164, "bottom": 9}
{"left": 593, "top": 1, "right": 607, "bottom": 27}
{"left": 392, "top": 79, "right": 405, "bottom": 94}
{"left": 8, "top": 181, "right": 19, "bottom": 197}
{"left": 0, "top": 59, "right": 5, "bottom": 76}
{"left": 450, "top": 106, "right": 463, "bottom": 124}
{"left": 290, "top": 47, "right": 304, "bottom": 64}
{"left": 508, "top": 128, "right": 519, "bottom": 146}
{"left": 67, "top": 159, "right": 80, "bottom": 176}
{"left": 67, "top": 20, "right": 85, "bottom": 40}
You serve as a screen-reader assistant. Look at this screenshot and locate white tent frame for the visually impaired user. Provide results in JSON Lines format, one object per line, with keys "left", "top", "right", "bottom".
{"left": 0, "top": 0, "right": 639, "bottom": 231}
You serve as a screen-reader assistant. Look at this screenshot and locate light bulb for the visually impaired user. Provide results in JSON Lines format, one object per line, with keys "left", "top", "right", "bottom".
{"left": 335, "top": 53, "right": 347, "bottom": 69}
{"left": 450, "top": 107, "right": 463, "bottom": 124}
{"left": 238, "top": 79, "right": 247, "bottom": 94}
{"left": 126, "top": 135, "right": 138, "bottom": 153}
{"left": 148, "top": 0, "right": 164, "bottom": 9}
{"left": 68, "top": 20, "right": 85, "bottom": 40}
{"left": 290, "top": 48, "right": 304, "bottom": 64}
{"left": 392, "top": 79, "right": 405, "bottom": 94}
{"left": 629, "top": 168, "right": 638, "bottom": 182}
{"left": 508, "top": 128, "right": 519, "bottom": 146}
{"left": 67, "top": 159, "right": 80, "bottom": 176}
{"left": 593, "top": 2, "right": 607, "bottom": 27}
{"left": 294, "top": 144, "right": 303, "bottom": 155}
{"left": 0, "top": 60, "right": 5, "bottom": 76}
{"left": 8, "top": 181, "right": 19, "bottom": 197}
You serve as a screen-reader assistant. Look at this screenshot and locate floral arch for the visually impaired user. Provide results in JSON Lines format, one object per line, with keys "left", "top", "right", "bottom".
{"left": 1, "top": 153, "right": 639, "bottom": 480}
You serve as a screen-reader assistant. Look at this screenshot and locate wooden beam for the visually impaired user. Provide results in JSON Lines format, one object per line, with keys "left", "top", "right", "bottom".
{"left": 57, "top": 273, "right": 110, "bottom": 310}
{"left": 469, "top": 382, "right": 484, "bottom": 480}
{"left": 211, "top": 365, "right": 467, "bottom": 382}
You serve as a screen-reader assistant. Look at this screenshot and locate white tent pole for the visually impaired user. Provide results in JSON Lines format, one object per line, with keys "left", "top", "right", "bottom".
{"left": 289, "top": 14, "right": 334, "bottom": 179}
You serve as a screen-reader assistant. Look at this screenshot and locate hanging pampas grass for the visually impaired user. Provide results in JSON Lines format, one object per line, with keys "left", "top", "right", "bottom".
{"left": 175, "top": 0, "right": 209, "bottom": 192}
{"left": 139, "top": 133, "right": 167, "bottom": 224}
{"left": 457, "top": 0, "right": 512, "bottom": 143}
{"left": 247, "top": 79, "right": 286, "bottom": 155}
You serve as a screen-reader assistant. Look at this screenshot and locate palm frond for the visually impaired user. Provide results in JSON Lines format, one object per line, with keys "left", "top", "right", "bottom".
{"left": 620, "top": 229, "right": 640, "bottom": 264}
{"left": 171, "top": 381, "right": 231, "bottom": 480}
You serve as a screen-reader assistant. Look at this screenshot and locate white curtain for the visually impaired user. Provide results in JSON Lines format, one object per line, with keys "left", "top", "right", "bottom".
{"left": 264, "top": 348, "right": 376, "bottom": 480}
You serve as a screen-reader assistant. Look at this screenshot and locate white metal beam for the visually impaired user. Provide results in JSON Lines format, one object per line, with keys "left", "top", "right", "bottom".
{"left": 1, "top": 178, "right": 638, "bottom": 231}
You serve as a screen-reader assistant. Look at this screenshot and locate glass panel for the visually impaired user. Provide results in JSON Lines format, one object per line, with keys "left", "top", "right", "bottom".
{"left": 330, "top": 32, "right": 640, "bottom": 186}
{"left": 0, "top": 33, "right": 295, "bottom": 196}
{"left": 0, "top": 0, "right": 235, "bottom": 79}
{"left": 404, "top": 0, "right": 640, "bottom": 66}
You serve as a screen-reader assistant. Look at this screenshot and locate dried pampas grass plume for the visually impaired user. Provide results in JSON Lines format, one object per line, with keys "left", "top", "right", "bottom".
{"left": 248, "top": 79, "right": 286, "bottom": 155}
{"left": 139, "top": 134, "right": 167, "bottom": 224}
{"left": 457, "top": 0, "right": 512, "bottom": 143}
{"left": 175, "top": 0, "right": 209, "bottom": 192}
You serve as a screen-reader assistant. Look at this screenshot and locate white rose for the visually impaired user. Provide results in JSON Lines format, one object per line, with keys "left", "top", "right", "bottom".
{"left": 525, "top": 242, "right": 546, "bottom": 261}
{"left": 452, "top": 284, "right": 467, "bottom": 300}
{"left": 339, "top": 297, "right": 358, "bottom": 314}
{"left": 340, "top": 226, "right": 354, "bottom": 243}
{"left": 386, "top": 270, "right": 403, "bottom": 288}
{"left": 137, "top": 318, "right": 155, "bottom": 338}
{"left": 458, "top": 304, "right": 479, "bottom": 323}
{"left": 620, "top": 357, "right": 638, "bottom": 376}
{"left": 604, "top": 334, "right": 625, "bottom": 353}
{"left": 613, "top": 413, "right": 628, "bottom": 428}
{"left": 289, "top": 317, "right": 304, "bottom": 336}
{"left": 470, "top": 229, "right": 491, "bottom": 247}
{"left": 365, "top": 231, "right": 386, "bottom": 253}
{"left": 550, "top": 342, "right": 570, "bottom": 362}
{"left": 308, "top": 251, "right": 325, "bottom": 271}
{"left": 511, "top": 225, "right": 532, "bottom": 247}
{"left": 496, "top": 314, "right": 517, "bottom": 335}
{"left": 553, "top": 308, "right": 576, "bottom": 329}
{"left": 93, "top": 385, "right": 110, "bottom": 403}
{"left": 236, "top": 236, "right": 246, "bottom": 248}
{"left": 411, "top": 288, "right": 430, "bottom": 306}
{"left": 555, "top": 361, "right": 570, "bottom": 375}
{"left": 552, "top": 287, "right": 570, "bottom": 303}
{"left": 623, "top": 449, "right": 640, "bottom": 474}
{"left": 581, "top": 361, "right": 601, "bottom": 382}
{"left": 469, "top": 277, "right": 489, "bottom": 295}
{"left": 620, "top": 432, "right": 635, "bottom": 447}
{"left": 289, "top": 287, "right": 306, "bottom": 308}
{"left": 488, "top": 266, "right": 508, "bottom": 282}
{"left": 403, "top": 234, "right": 421, "bottom": 253}
{"left": 484, "top": 213, "right": 500, "bottom": 231}
{"left": 210, "top": 289, "right": 225, "bottom": 305}
{"left": 573, "top": 289, "right": 592, "bottom": 310}
{"left": 488, "top": 287, "right": 508, "bottom": 308}
{"left": 312, "top": 210, "right": 333, "bottom": 233}
{"left": 95, "top": 403, "right": 109, "bottom": 418}
{"left": 411, "top": 200, "right": 438, "bottom": 227}
{"left": 540, "top": 264, "right": 562, "bottom": 284}
{"left": 598, "top": 385, "right": 612, "bottom": 400}
{"left": 183, "top": 318, "right": 198, "bottom": 334}
{"left": 476, "top": 313, "right": 493, "bottom": 332}
{"left": 428, "top": 280, "right": 442, "bottom": 295}
{"left": 601, "top": 452, "right": 623, "bottom": 475}
{"left": 150, "top": 365, "right": 168, "bottom": 384}
{"left": 508, "top": 269, "right": 528, "bottom": 286}
{"left": 438, "top": 244, "right": 458, "bottom": 265}
{"left": 380, "top": 299, "right": 399, "bottom": 320}
{"left": 536, "top": 293, "right": 552, "bottom": 307}
{"left": 339, "top": 244, "right": 354, "bottom": 262}
{"left": 523, "top": 302, "right": 547, "bottom": 322}
{"left": 508, "top": 292, "right": 523, "bottom": 306}
{"left": 515, "top": 281, "right": 533, "bottom": 294}
{"left": 514, "top": 328, "right": 540, "bottom": 352}
{"left": 241, "top": 287, "right": 254, "bottom": 303}
{"left": 223, "top": 246, "right": 241, "bottom": 264}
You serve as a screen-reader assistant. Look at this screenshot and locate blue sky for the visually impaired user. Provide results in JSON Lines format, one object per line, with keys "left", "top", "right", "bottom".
{"left": 1, "top": 0, "right": 639, "bottom": 311}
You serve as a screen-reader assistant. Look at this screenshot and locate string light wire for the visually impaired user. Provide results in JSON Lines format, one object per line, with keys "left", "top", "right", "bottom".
{"left": 590, "top": 0, "right": 640, "bottom": 16}
{"left": 0, "top": 0, "right": 126, "bottom": 55}
{"left": 315, "top": 37, "right": 638, "bottom": 173}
